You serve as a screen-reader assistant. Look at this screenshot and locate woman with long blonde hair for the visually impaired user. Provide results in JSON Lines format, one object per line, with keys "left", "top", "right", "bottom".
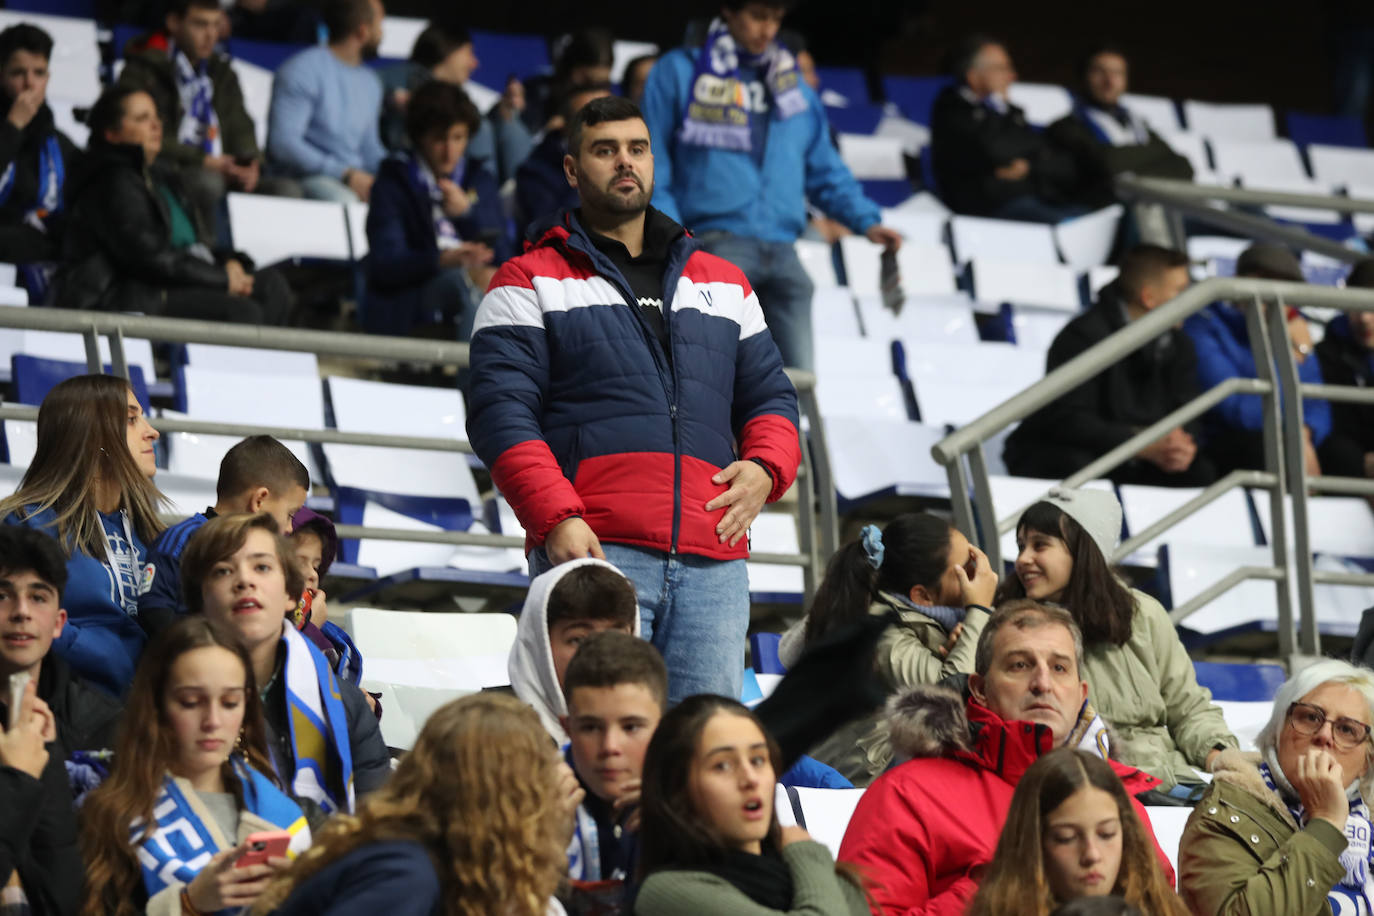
{"left": 80, "top": 616, "right": 309, "bottom": 916}
{"left": 969, "top": 748, "right": 1186, "bottom": 916}
{"left": 251, "top": 692, "right": 572, "bottom": 916}
{"left": 0, "top": 373, "right": 167, "bottom": 695}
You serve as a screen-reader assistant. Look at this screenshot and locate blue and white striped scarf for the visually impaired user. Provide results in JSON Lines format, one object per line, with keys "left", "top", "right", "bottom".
{"left": 171, "top": 42, "right": 221, "bottom": 156}
{"left": 279, "top": 622, "right": 356, "bottom": 815}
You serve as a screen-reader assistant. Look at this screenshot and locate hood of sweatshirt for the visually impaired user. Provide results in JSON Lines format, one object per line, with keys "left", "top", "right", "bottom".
{"left": 508, "top": 558, "right": 641, "bottom": 746}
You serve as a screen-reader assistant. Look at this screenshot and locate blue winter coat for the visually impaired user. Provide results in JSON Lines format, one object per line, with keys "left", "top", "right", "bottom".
{"left": 1183, "top": 302, "right": 1331, "bottom": 444}
{"left": 269, "top": 840, "right": 441, "bottom": 916}
{"left": 641, "top": 48, "right": 881, "bottom": 243}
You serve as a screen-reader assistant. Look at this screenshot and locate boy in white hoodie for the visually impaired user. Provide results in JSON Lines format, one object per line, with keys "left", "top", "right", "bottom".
{"left": 507, "top": 558, "right": 639, "bottom": 745}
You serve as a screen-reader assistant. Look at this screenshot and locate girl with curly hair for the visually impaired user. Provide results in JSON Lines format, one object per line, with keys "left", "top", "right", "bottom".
{"left": 251, "top": 692, "right": 575, "bottom": 916}
{"left": 969, "top": 748, "right": 1186, "bottom": 916}
{"left": 79, "top": 616, "right": 310, "bottom": 916}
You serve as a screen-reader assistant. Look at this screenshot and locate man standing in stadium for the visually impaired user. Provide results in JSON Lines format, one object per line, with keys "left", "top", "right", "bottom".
{"left": 466, "top": 96, "right": 800, "bottom": 704}
{"left": 639, "top": 0, "right": 901, "bottom": 371}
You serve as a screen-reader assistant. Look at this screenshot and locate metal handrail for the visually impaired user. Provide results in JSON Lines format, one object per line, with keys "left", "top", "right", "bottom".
{"left": 931, "top": 276, "right": 1374, "bottom": 665}
{"left": 0, "top": 307, "right": 837, "bottom": 593}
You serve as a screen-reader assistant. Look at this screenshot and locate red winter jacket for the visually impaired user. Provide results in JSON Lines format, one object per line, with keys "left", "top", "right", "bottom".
{"left": 837, "top": 686, "right": 1173, "bottom": 915}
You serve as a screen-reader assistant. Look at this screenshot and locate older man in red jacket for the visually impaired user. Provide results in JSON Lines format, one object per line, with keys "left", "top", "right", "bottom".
{"left": 838, "top": 600, "right": 1174, "bottom": 914}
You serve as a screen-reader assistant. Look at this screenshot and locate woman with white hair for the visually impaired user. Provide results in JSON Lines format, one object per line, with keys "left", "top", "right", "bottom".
{"left": 1178, "top": 659, "right": 1374, "bottom": 915}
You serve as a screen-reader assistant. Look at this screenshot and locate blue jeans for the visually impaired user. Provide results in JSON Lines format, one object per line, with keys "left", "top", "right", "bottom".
{"left": 529, "top": 544, "right": 750, "bottom": 704}
{"left": 696, "top": 232, "right": 815, "bottom": 371}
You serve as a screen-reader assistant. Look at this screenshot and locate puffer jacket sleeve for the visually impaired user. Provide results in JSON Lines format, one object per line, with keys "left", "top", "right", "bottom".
{"left": 878, "top": 606, "right": 988, "bottom": 690}
{"left": 1179, "top": 782, "right": 1346, "bottom": 916}
{"left": 1137, "top": 592, "right": 1238, "bottom": 766}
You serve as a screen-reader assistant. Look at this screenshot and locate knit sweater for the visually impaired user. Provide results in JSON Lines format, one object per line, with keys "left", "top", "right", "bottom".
{"left": 635, "top": 841, "right": 869, "bottom": 915}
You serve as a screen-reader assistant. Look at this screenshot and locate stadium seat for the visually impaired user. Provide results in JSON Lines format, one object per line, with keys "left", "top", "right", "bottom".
{"left": 322, "top": 375, "right": 482, "bottom": 506}
{"left": 863, "top": 293, "right": 979, "bottom": 345}
{"left": 838, "top": 237, "right": 955, "bottom": 299}
{"left": 1, "top": 403, "right": 35, "bottom": 468}
{"left": 0, "top": 329, "right": 158, "bottom": 390}
{"left": 1005, "top": 305, "right": 1072, "bottom": 350}
{"left": 1143, "top": 806, "right": 1189, "bottom": 878}
{"left": 906, "top": 343, "right": 1045, "bottom": 430}
{"left": 1182, "top": 100, "right": 1277, "bottom": 141}
{"left": 228, "top": 59, "right": 273, "bottom": 151}
{"left": 0, "top": 12, "right": 100, "bottom": 105}
{"left": 814, "top": 66, "right": 869, "bottom": 106}
{"left": 1006, "top": 82, "right": 1073, "bottom": 127}
{"left": 11, "top": 355, "right": 150, "bottom": 412}
{"left": 156, "top": 471, "right": 220, "bottom": 518}
{"left": 182, "top": 343, "right": 318, "bottom": 377}
{"left": 1088, "top": 264, "right": 1120, "bottom": 298}
{"left": 470, "top": 30, "right": 552, "bottom": 84}
{"left": 1209, "top": 138, "right": 1342, "bottom": 223}
{"left": 1121, "top": 93, "right": 1183, "bottom": 133}
{"left": 823, "top": 415, "right": 951, "bottom": 502}
{"left": 1192, "top": 661, "right": 1286, "bottom": 701}
{"left": 749, "top": 632, "right": 785, "bottom": 675}
{"left": 794, "top": 239, "right": 839, "bottom": 289}
{"left": 1155, "top": 130, "right": 1221, "bottom": 184}
{"left": 377, "top": 16, "right": 426, "bottom": 60}
{"left": 881, "top": 75, "right": 951, "bottom": 126}
{"left": 1117, "top": 483, "right": 1260, "bottom": 554}
{"left": 225, "top": 37, "right": 304, "bottom": 72}
{"left": 1308, "top": 144, "right": 1374, "bottom": 190}
{"left": 772, "top": 786, "right": 866, "bottom": 859}
{"left": 1163, "top": 542, "right": 1279, "bottom": 637}
{"left": 950, "top": 215, "right": 1060, "bottom": 264}
{"left": 345, "top": 202, "right": 370, "bottom": 259}
{"left": 338, "top": 497, "right": 525, "bottom": 578}
{"left": 747, "top": 512, "right": 804, "bottom": 603}
{"left": 814, "top": 372, "right": 911, "bottom": 423}
{"left": 46, "top": 98, "right": 88, "bottom": 148}
{"left": 227, "top": 193, "right": 352, "bottom": 268}
{"left": 1285, "top": 111, "right": 1367, "bottom": 150}
{"left": 1054, "top": 204, "right": 1124, "bottom": 270}
{"left": 824, "top": 103, "right": 885, "bottom": 136}
{"left": 610, "top": 39, "right": 657, "bottom": 83}
{"left": 969, "top": 258, "right": 1081, "bottom": 312}
{"left": 836, "top": 134, "right": 906, "bottom": 180}
{"left": 858, "top": 180, "right": 914, "bottom": 208}
{"left": 1251, "top": 495, "right": 1374, "bottom": 559}
{"left": 809, "top": 287, "right": 862, "bottom": 338}
{"left": 879, "top": 209, "right": 947, "bottom": 248}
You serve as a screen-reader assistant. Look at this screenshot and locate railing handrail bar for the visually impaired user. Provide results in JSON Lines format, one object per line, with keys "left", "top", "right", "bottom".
{"left": 931, "top": 279, "right": 1374, "bottom": 465}
{"left": 1119, "top": 175, "right": 1374, "bottom": 216}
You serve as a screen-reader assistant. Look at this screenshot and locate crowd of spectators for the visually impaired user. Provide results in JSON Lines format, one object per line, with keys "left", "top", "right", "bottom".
{"left": 7, "top": 1, "right": 1374, "bottom": 915}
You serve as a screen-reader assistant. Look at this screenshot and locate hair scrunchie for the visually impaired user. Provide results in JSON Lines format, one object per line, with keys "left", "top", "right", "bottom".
{"left": 860, "top": 524, "right": 884, "bottom": 570}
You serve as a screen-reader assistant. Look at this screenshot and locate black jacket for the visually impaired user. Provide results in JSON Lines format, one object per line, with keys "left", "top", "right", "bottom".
{"left": 54, "top": 141, "right": 229, "bottom": 313}
{"left": 0, "top": 99, "right": 80, "bottom": 262}
{"left": 0, "top": 750, "right": 81, "bottom": 916}
{"left": 928, "top": 84, "right": 1077, "bottom": 216}
{"left": 1004, "top": 281, "right": 1203, "bottom": 471}
{"left": 1354, "top": 605, "right": 1374, "bottom": 669}
{"left": 1046, "top": 104, "right": 1194, "bottom": 208}
{"left": 1315, "top": 314, "right": 1374, "bottom": 478}
{"left": 38, "top": 653, "right": 122, "bottom": 760}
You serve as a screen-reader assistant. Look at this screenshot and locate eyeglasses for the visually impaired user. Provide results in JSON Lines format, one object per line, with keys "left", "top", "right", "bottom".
{"left": 1287, "top": 702, "right": 1373, "bottom": 750}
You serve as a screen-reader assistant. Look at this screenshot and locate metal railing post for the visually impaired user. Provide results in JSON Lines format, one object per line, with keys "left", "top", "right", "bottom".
{"left": 1243, "top": 296, "right": 1296, "bottom": 662}
{"left": 967, "top": 444, "right": 1001, "bottom": 571}
{"left": 81, "top": 326, "right": 101, "bottom": 373}
{"left": 946, "top": 451, "right": 976, "bottom": 552}
{"left": 106, "top": 327, "right": 129, "bottom": 381}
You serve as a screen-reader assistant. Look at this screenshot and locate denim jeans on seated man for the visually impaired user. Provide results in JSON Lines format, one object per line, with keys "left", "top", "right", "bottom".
{"left": 695, "top": 231, "right": 816, "bottom": 372}
{"left": 529, "top": 544, "right": 750, "bottom": 705}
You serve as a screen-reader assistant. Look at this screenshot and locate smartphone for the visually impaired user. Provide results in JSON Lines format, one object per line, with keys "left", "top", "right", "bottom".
{"left": 235, "top": 830, "right": 291, "bottom": 868}
{"left": 7, "top": 671, "right": 30, "bottom": 729}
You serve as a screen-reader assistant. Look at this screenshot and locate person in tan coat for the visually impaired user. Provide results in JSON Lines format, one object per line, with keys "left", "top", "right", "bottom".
{"left": 1179, "top": 659, "right": 1374, "bottom": 915}
{"left": 777, "top": 512, "right": 998, "bottom": 784}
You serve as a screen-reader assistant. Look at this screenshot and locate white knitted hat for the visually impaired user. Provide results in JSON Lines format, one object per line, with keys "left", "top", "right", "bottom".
{"left": 1043, "top": 486, "right": 1122, "bottom": 562}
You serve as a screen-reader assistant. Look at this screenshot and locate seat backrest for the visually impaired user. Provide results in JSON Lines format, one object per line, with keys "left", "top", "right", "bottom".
{"left": 1143, "top": 806, "right": 1191, "bottom": 878}
{"left": 870, "top": 294, "right": 977, "bottom": 345}
{"left": 46, "top": 98, "right": 89, "bottom": 147}
{"left": 1308, "top": 144, "right": 1374, "bottom": 189}
{"left": 810, "top": 287, "right": 861, "bottom": 338}
{"left": 470, "top": 30, "right": 552, "bottom": 84}
{"left": 880, "top": 208, "right": 947, "bottom": 248}
{"left": 1154, "top": 130, "right": 1219, "bottom": 184}
{"left": 611, "top": 40, "right": 658, "bottom": 83}
{"left": 1182, "top": 100, "right": 1277, "bottom": 141}
{"left": 950, "top": 215, "right": 1060, "bottom": 264}
{"left": 816, "top": 66, "right": 870, "bottom": 105}
{"left": 880, "top": 75, "right": 952, "bottom": 126}
{"left": 1118, "top": 483, "right": 1259, "bottom": 553}
{"left": 1121, "top": 93, "right": 1182, "bottom": 132}
{"left": 822, "top": 415, "right": 950, "bottom": 500}
{"left": 6, "top": 329, "right": 158, "bottom": 386}
{"left": 348, "top": 606, "right": 516, "bottom": 668}
{"left": 969, "top": 258, "right": 1081, "bottom": 312}
{"left": 1192, "top": 661, "right": 1286, "bottom": 702}
{"left": 185, "top": 343, "right": 319, "bottom": 376}
{"left": 836, "top": 133, "right": 907, "bottom": 180}
{"left": 1088, "top": 265, "right": 1120, "bottom": 298}
{"left": 814, "top": 373, "right": 910, "bottom": 422}
{"left": 750, "top": 632, "right": 785, "bottom": 675}
{"left": 1285, "top": 111, "right": 1367, "bottom": 150}
{"left": 1006, "top": 81, "right": 1073, "bottom": 126}
{"left": 346, "top": 202, "right": 369, "bottom": 260}
{"left": 377, "top": 16, "right": 427, "bottom": 60}
{"left": 11, "top": 355, "right": 150, "bottom": 412}
{"left": 1164, "top": 542, "right": 1277, "bottom": 634}
{"left": 746, "top": 512, "right": 803, "bottom": 597}
{"left": 227, "top": 192, "right": 351, "bottom": 267}
{"left": 788, "top": 787, "right": 867, "bottom": 859}
{"left": 1054, "top": 204, "right": 1125, "bottom": 270}
{"left": 1208, "top": 137, "right": 1309, "bottom": 186}
{"left": 1007, "top": 306, "right": 1072, "bottom": 350}
{"left": 824, "top": 103, "right": 885, "bottom": 136}
{"left": 173, "top": 366, "right": 324, "bottom": 481}
{"left": 228, "top": 59, "right": 273, "bottom": 151}
{"left": 793, "top": 239, "right": 839, "bottom": 289}
{"left": 814, "top": 336, "right": 899, "bottom": 380}
{"left": 1250, "top": 494, "right": 1374, "bottom": 558}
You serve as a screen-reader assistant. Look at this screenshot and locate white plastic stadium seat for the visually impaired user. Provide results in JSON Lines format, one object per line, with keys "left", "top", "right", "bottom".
{"left": 1166, "top": 543, "right": 1278, "bottom": 635}
{"left": 1054, "top": 205, "right": 1124, "bottom": 270}
{"left": 46, "top": 98, "right": 88, "bottom": 148}
{"left": 793, "top": 239, "right": 838, "bottom": 289}
{"left": 378, "top": 16, "right": 427, "bottom": 60}
{"left": 879, "top": 208, "right": 946, "bottom": 248}
{"left": 814, "top": 374, "right": 909, "bottom": 423}
{"left": 1006, "top": 82, "right": 1073, "bottom": 127}
{"left": 1209, "top": 138, "right": 1311, "bottom": 187}
{"left": 229, "top": 59, "right": 273, "bottom": 151}
{"left": 746, "top": 512, "right": 803, "bottom": 597}
{"left": 1251, "top": 494, "right": 1374, "bottom": 559}
{"left": 227, "top": 193, "right": 351, "bottom": 268}
{"left": 950, "top": 215, "right": 1060, "bottom": 265}
{"left": 346, "top": 202, "right": 370, "bottom": 259}
{"left": 1007, "top": 306, "right": 1071, "bottom": 351}
{"left": 809, "top": 287, "right": 861, "bottom": 338}
{"left": 836, "top": 134, "right": 906, "bottom": 180}
{"left": 864, "top": 294, "right": 978, "bottom": 345}
{"left": 0, "top": 330, "right": 158, "bottom": 384}
{"left": 838, "top": 237, "right": 955, "bottom": 298}
{"left": 1308, "top": 144, "right": 1374, "bottom": 191}
{"left": 1121, "top": 94, "right": 1182, "bottom": 132}
{"left": 611, "top": 40, "right": 658, "bottom": 83}
{"left": 1182, "top": 100, "right": 1277, "bottom": 142}
{"left": 1117, "top": 483, "right": 1260, "bottom": 555}
{"left": 969, "top": 258, "right": 1080, "bottom": 312}
{"left": 1088, "top": 265, "right": 1119, "bottom": 298}
{"left": 772, "top": 786, "right": 867, "bottom": 860}
{"left": 1144, "top": 806, "right": 1190, "bottom": 878}
{"left": 1155, "top": 130, "right": 1221, "bottom": 185}
{"left": 184, "top": 343, "right": 318, "bottom": 377}
{"left": 822, "top": 415, "right": 949, "bottom": 501}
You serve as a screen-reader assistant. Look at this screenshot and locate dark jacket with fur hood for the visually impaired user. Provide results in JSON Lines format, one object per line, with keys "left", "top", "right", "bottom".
{"left": 837, "top": 684, "right": 1170, "bottom": 916}
{"left": 1178, "top": 749, "right": 1350, "bottom": 916}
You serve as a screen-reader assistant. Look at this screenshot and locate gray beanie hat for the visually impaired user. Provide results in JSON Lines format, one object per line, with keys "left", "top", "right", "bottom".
{"left": 1042, "top": 486, "right": 1122, "bottom": 562}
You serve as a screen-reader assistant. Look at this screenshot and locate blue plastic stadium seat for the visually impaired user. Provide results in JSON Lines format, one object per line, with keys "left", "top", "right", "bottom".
{"left": 1286, "top": 111, "right": 1368, "bottom": 150}
{"left": 816, "top": 66, "right": 870, "bottom": 104}
{"left": 824, "top": 102, "right": 884, "bottom": 136}
{"left": 227, "top": 37, "right": 310, "bottom": 72}
{"left": 859, "top": 178, "right": 914, "bottom": 208}
{"left": 110, "top": 24, "right": 144, "bottom": 59}
{"left": 750, "top": 631, "right": 785, "bottom": 675}
{"left": 470, "top": 30, "right": 550, "bottom": 83}
{"left": 11, "top": 355, "right": 150, "bottom": 414}
{"left": 9, "top": 0, "right": 94, "bottom": 14}
{"left": 882, "top": 75, "right": 952, "bottom": 126}
{"left": 1192, "top": 661, "right": 1287, "bottom": 702}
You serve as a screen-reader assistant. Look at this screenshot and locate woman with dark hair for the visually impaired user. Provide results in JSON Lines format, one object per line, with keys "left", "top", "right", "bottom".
{"left": 970, "top": 748, "right": 1187, "bottom": 916}
{"left": 998, "top": 487, "right": 1236, "bottom": 794}
{"left": 0, "top": 374, "right": 166, "bottom": 695}
{"left": 52, "top": 85, "right": 291, "bottom": 324}
{"left": 776, "top": 513, "right": 997, "bottom": 784}
{"left": 364, "top": 78, "right": 510, "bottom": 338}
{"left": 79, "top": 616, "right": 310, "bottom": 916}
{"left": 635, "top": 695, "right": 869, "bottom": 914}
{"left": 250, "top": 693, "right": 571, "bottom": 916}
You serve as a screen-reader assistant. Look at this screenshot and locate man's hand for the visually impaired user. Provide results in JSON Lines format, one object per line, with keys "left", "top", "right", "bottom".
{"left": 994, "top": 158, "right": 1030, "bottom": 181}
{"left": 706, "top": 461, "right": 772, "bottom": 547}
{"left": 0, "top": 678, "right": 53, "bottom": 779}
{"left": 865, "top": 224, "right": 903, "bottom": 252}
{"left": 202, "top": 154, "right": 233, "bottom": 174}
{"left": 1138, "top": 427, "right": 1196, "bottom": 473}
{"left": 225, "top": 259, "right": 254, "bottom": 296}
{"left": 226, "top": 158, "right": 260, "bottom": 193}
{"left": 344, "top": 169, "right": 374, "bottom": 202}
{"left": 545, "top": 517, "right": 604, "bottom": 564}
{"left": 437, "top": 178, "right": 472, "bottom": 219}
{"left": 6, "top": 85, "right": 43, "bottom": 131}
{"left": 611, "top": 777, "right": 642, "bottom": 832}
{"left": 439, "top": 241, "right": 494, "bottom": 270}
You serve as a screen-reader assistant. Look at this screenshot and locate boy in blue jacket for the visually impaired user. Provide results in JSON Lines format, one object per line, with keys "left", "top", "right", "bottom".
{"left": 640, "top": 0, "right": 902, "bottom": 370}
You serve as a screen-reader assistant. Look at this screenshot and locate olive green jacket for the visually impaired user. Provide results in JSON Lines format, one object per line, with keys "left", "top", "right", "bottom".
{"left": 1179, "top": 751, "right": 1348, "bottom": 916}
{"left": 786, "top": 593, "right": 988, "bottom": 785}
{"left": 1083, "top": 589, "right": 1237, "bottom": 788}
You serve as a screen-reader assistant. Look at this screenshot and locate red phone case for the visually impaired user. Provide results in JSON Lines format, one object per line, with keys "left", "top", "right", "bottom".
{"left": 235, "top": 830, "right": 291, "bottom": 868}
